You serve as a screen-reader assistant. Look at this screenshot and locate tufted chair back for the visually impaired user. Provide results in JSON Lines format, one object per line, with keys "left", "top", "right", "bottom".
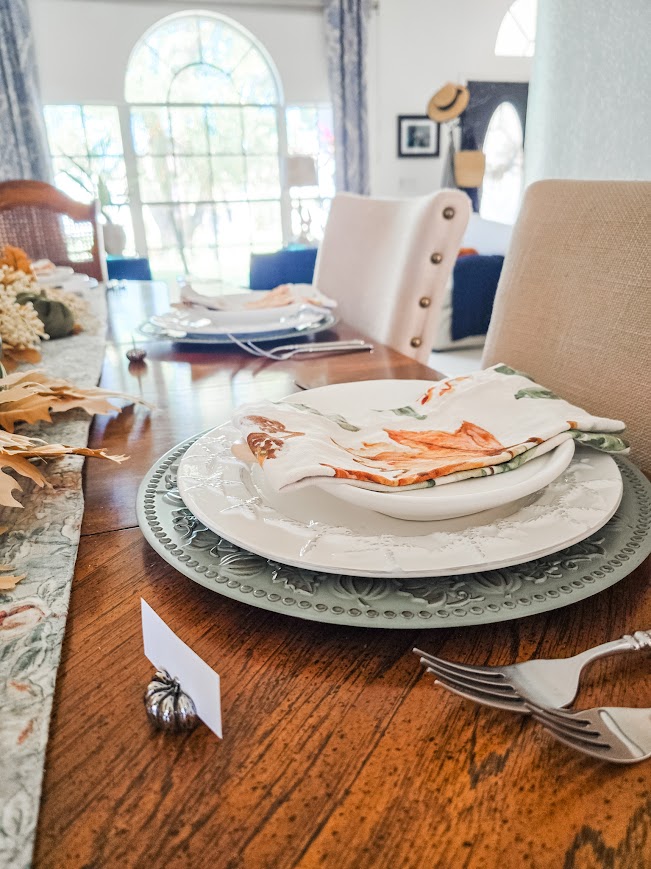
{"left": 313, "top": 190, "right": 471, "bottom": 363}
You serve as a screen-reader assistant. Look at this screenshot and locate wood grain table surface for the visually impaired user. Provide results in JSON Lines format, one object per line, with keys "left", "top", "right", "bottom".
{"left": 34, "top": 283, "right": 651, "bottom": 869}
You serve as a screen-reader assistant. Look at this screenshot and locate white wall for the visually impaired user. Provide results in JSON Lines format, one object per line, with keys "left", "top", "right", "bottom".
{"left": 369, "top": 0, "right": 532, "bottom": 197}
{"left": 29, "top": 0, "right": 330, "bottom": 105}
{"left": 526, "top": 0, "right": 651, "bottom": 182}
{"left": 29, "top": 0, "right": 532, "bottom": 197}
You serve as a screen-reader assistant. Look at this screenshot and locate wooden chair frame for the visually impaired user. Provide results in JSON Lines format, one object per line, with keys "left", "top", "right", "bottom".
{"left": 0, "top": 180, "right": 107, "bottom": 281}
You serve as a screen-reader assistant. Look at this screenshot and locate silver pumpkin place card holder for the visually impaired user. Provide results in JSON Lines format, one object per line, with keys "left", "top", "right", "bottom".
{"left": 144, "top": 669, "right": 199, "bottom": 733}
{"left": 141, "top": 599, "right": 223, "bottom": 738}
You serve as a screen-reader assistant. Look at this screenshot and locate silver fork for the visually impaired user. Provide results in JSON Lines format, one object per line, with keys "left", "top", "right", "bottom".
{"left": 226, "top": 334, "right": 373, "bottom": 360}
{"left": 526, "top": 703, "right": 651, "bottom": 763}
{"left": 414, "top": 630, "right": 651, "bottom": 712}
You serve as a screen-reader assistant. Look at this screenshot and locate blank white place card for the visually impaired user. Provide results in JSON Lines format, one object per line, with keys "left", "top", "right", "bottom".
{"left": 141, "top": 599, "right": 222, "bottom": 738}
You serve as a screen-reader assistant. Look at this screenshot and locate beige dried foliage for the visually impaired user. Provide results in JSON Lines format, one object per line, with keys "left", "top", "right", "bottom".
{"left": 0, "top": 369, "right": 151, "bottom": 432}
{"left": 0, "top": 370, "right": 147, "bottom": 508}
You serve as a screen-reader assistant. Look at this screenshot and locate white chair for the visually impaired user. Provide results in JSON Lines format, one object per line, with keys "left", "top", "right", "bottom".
{"left": 312, "top": 190, "right": 471, "bottom": 363}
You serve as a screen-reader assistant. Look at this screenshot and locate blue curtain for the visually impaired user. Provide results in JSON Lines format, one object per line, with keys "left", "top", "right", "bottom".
{"left": 324, "top": 0, "right": 372, "bottom": 195}
{"left": 0, "top": 0, "right": 51, "bottom": 181}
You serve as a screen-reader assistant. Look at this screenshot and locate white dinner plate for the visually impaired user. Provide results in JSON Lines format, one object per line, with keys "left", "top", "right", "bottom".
{"left": 150, "top": 302, "right": 330, "bottom": 337}
{"left": 177, "top": 380, "right": 623, "bottom": 578}
{"left": 35, "top": 266, "right": 74, "bottom": 285}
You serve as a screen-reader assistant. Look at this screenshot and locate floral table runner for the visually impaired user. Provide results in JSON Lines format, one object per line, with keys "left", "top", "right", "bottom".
{"left": 0, "top": 291, "right": 108, "bottom": 869}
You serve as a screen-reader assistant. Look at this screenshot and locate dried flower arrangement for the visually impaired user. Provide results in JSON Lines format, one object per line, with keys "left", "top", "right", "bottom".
{"left": 0, "top": 245, "right": 93, "bottom": 367}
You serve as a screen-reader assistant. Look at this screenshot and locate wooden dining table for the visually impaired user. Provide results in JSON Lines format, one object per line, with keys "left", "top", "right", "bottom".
{"left": 34, "top": 282, "right": 651, "bottom": 868}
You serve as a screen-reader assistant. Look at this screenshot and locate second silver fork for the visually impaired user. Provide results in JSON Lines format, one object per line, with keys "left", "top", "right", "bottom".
{"left": 228, "top": 334, "right": 373, "bottom": 360}
{"left": 415, "top": 630, "right": 651, "bottom": 712}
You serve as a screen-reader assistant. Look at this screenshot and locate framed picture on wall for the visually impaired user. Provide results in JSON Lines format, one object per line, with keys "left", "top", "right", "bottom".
{"left": 397, "top": 115, "right": 440, "bottom": 157}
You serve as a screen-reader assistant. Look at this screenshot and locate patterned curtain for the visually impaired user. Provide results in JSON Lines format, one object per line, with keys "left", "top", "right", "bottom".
{"left": 324, "top": 0, "right": 372, "bottom": 195}
{"left": 0, "top": 0, "right": 51, "bottom": 181}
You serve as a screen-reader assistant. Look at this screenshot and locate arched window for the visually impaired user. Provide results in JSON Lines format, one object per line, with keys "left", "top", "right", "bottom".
{"left": 480, "top": 102, "right": 524, "bottom": 225}
{"left": 495, "top": 0, "right": 537, "bottom": 57}
{"left": 126, "top": 12, "right": 284, "bottom": 282}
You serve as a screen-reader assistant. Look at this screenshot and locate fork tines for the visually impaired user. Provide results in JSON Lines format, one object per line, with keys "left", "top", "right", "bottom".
{"left": 414, "top": 648, "right": 528, "bottom": 713}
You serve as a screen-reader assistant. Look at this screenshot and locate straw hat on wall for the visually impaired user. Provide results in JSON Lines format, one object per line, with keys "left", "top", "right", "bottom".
{"left": 427, "top": 83, "right": 470, "bottom": 123}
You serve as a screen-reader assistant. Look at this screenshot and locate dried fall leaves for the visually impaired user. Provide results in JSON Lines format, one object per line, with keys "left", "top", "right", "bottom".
{"left": 0, "top": 369, "right": 147, "bottom": 509}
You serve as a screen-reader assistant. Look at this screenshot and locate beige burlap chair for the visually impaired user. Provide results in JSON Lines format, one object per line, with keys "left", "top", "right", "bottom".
{"left": 313, "top": 190, "right": 471, "bottom": 363}
{"left": 483, "top": 179, "right": 651, "bottom": 473}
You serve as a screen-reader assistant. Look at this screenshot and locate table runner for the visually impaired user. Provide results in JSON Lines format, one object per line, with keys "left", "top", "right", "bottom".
{"left": 0, "top": 291, "right": 108, "bottom": 869}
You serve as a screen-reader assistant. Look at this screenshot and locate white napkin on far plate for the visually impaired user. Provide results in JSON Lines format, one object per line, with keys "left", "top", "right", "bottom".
{"left": 232, "top": 364, "right": 629, "bottom": 493}
{"left": 181, "top": 282, "right": 336, "bottom": 312}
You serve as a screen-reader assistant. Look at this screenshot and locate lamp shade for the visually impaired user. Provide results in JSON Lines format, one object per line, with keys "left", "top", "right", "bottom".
{"left": 286, "top": 155, "right": 318, "bottom": 188}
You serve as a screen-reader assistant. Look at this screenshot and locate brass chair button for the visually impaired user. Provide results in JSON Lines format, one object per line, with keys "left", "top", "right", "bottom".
{"left": 430, "top": 252, "right": 443, "bottom": 264}
{"left": 410, "top": 337, "right": 422, "bottom": 348}
{"left": 443, "top": 206, "right": 455, "bottom": 219}
{"left": 419, "top": 297, "right": 431, "bottom": 308}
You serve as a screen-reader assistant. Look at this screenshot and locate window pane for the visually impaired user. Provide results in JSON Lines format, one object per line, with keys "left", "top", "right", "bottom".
{"left": 131, "top": 108, "right": 172, "bottom": 156}
{"left": 199, "top": 19, "right": 252, "bottom": 73}
{"left": 143, "top": 204, "right": 181, "bottom": 251}
{"left": 52, "top": 156, "right": 93, "bottom": 201}
{"left": 243, "top": 107, "right": 278, "bottom": 154}
{"left": 148, "top": 247, "right": 186, "bottom": 279}
{"left": 285, "top": 104, "right": 336, "bottom": 239}
{"left": 169, "top": 107, "right": 208, "bottom": 154}
{"left": 246, "top": 156, "right": 280, "bottom": 198}
{"left": 82, "top": 106, "right": 122, "bottom": 155}
{"left": 177, "top": 203, "right": 215, "bottom": 247}
{"left": 207, "top": 107, "right": 243, "bottom": 154}
{"left": 125, "top": 44, "right": 169, "bottom": 103}
{"left": 215, "top": 202, "right": 250, "bottom": 245}
{"left": 169, "top": 64, "right": 240, "bottom": 104}
{"left": 250, "top": 201, "right": 283, "bottom": 247}
{"left": 174, "top": 156, "right": 212, "bottom": 202}
{"left": 495, "top": 0, "right": 537, "bottom": 56}
{"left": 212, "top": 157, "right": 247, "bottom": 201}
{"left": 45, "top": 103, "right": 136, "bottom": 257}
{"left": 89, "top": 156, "right": 129, "bottom": 205}
{"left": 216, "top": 245, "right": 251, "bottom": 285}
{"left": 231, "top": 50, "right": 278, "bottom": 104}
{"left": 138, "top": 156, "right": 175, "bottom": 202}
{"left": 286, "top": 106, "right": 319, "bottom": 153}
{"left": 144, "top": 18, "right": 202, "bottom": 88}
{"left": 184, "top": 246, "right": 220, "bottom": 278}
{"left": 44, "top": 105, "right": 85, "bottom": 156}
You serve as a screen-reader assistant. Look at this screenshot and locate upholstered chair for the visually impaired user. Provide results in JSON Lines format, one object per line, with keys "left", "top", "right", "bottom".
{"left": 313, "top": 190, "right": 471, "bottom": 363}
{"left": 483, "top": 179, "right": 651, "bottom": 472}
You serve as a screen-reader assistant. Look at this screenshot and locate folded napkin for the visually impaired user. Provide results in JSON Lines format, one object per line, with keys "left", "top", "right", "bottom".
{"left": 232, "top": 364, "right": 628, "bottom": 493}
{"left": 180, "top": 282, "right": 336, "bottom": 312}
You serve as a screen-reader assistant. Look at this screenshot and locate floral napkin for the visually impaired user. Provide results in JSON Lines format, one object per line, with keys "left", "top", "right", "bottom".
{"left": 232, "top": 364, "right": 628, "bottom": 493}
{"left": 180, "top": 282, "right": 336, "bottom": 312}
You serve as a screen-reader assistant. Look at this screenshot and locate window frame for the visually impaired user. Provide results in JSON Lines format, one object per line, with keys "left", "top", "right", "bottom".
{"left": 123, "top": 10, "right": 291, "bottom": 276}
